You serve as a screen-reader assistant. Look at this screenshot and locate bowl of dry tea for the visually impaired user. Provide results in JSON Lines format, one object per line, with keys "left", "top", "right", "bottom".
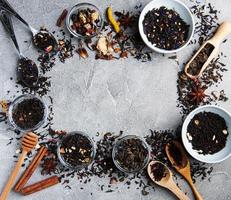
{"left": 66, "top": 3, "right": 104, "bottom": 39}
{"left": 8, "top": 94, "right": 48, "bottom": 132}
{"left": 112, "top": 135, "right": 150, "bottom": 173}
{"left": 139, "top": 0, "right": 194, "bottom": 54}
{"left": 57, "top": 131, "right": 95, "bottom": 169}
{"left": 182, "top": 105, "right": 231, "bottom": 163}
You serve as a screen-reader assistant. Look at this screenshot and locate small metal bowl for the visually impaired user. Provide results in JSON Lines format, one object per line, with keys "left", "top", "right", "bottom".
{"left": 66, "top": 3, "right": 104, "bottom": 39}
{"left": 57, "top": 131, "right": 95, "bottom": 169}
{"left": 112, "top": 135, "right": 150, "bottom": 173}
{"left": 8, "top": 94, "right": 48, "bottom": 132}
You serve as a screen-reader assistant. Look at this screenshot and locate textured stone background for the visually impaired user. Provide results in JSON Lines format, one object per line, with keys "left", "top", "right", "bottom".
{"left": 0, "top": 0, "right": 231, "bottom": 199}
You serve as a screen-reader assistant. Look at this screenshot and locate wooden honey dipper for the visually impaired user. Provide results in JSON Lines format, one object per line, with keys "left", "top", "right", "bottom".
{"left": 0, "top": 132, "right": 38, "bottom": 200}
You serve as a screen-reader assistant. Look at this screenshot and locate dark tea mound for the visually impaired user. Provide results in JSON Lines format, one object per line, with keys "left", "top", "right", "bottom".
{"left": 33, "top": 31, "right": 56, "bottom": 53}
{"left": 114, "top": 137, "right": 149, "bottom": 172}
{"left": 12, "top": 98, "right": 45, "bottom": 130}
{"left": 59, "top": 133, "right": 94, "bottom": 167}
{"left": 18, "top": 57, "right": 39, "bottom": 87}
{"left": 187, "top": 43, "right": 214, "bottom": 76}
{"left": 150, "top": 162, "right": 167, "bottom": 182}
{"left": 143, "top": 6, "right": 189, "bottom": 50}
{"left": 168, "top": 142, "right": 187, "bottom": 168}
{"left": 187, "top": 112, "right": 229, "bottom": 154}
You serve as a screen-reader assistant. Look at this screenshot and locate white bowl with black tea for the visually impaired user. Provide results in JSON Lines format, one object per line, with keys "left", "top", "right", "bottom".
{"left": 112, "top": 135, "right": 150, "bottom": 173}
{"left": 8, "top": 94, "right": 48, "bottom": 132}
{"left": 182, "top": 105, "right": 231, "bottom": 163}
{"left": 139, "top": 0, "right": 194, "bottom": 54}
{"left": 57, "top": 131, "right": 95, "bottom": 169}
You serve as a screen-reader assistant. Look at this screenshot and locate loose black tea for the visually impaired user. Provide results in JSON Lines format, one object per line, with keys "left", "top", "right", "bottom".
{"left": 187, "top": 43, "right": 215, "bottom": 76}
{"left": 59, "top": 133, "right": 94, "bottom": 167}
{"left": 150, "top": 162, "right": 167, "bottom": 182}
{"left": 17, "top": 57, "right": 39, "bottom": 87}
{"left": 33, "top": 31, "right": 56, "bottom": 53}
{"left": 70, "top": 8, "right": 100, "bottom": 36}
{"left": 12, "top": 98, "right": 45, "bottom": 130}
{"left": 187, "top": 112, "right": 229, "bottom": 154}
{"left": 143, "top": 6, "right": 189, "bottom": 50}
{"left": 168, "top": 141, "right": 187, "bottom": 168}
{"left": 114, "top": 137, "right": 149, "bottom": 173}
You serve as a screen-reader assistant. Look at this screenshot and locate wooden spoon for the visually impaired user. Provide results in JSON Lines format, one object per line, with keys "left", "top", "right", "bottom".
{"left": 165, "top": 140, "right": 203, "bottom": 200}
{"left": 147, "top": 161, "right": 190, "bottom": 200}
{"left": 0, "top": 132, "right": 38, "bottom": 200}
{"left": 184, "top": 21, "right": 231, "bottom": 79}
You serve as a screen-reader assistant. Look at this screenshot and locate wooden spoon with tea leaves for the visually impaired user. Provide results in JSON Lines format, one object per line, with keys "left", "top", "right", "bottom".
{"left": 184, "top": 21, "right": 231, "bottom": 79}
{"left": 165, "top": 140, "right": 203, "bottom": 200}
{"left": 0, "top": 132, "right": 38, "bottom": 200}
{"left": 147, "top": 161, "right": 190, "bottom": 200}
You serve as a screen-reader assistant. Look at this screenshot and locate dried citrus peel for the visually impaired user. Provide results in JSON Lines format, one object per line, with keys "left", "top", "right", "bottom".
{"left": 107, "top": 7, "right": 120, "bottom": 33}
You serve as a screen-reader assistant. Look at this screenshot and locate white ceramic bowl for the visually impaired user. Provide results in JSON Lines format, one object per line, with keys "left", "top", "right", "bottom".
{"left": 182, "top": 105, "right": 231, "bottom": 163}
{"left": 138, "top": 0, "right": 195, "bottom": 54}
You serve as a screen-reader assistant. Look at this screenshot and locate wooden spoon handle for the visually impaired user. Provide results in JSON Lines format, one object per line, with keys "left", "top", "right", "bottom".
{"left": 0, "top": 150, "right": 27, "bottom": 200}
{"left": 168, "top": 182, "right": 190, "bottom": 200}
{"left": 209, "top": 21, "right": 231, "bottom": 45}
{"left": 186, "top": 178, "right": 203, "bottom": 200}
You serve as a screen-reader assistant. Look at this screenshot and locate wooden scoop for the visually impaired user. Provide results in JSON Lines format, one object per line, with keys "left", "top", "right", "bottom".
{"left": 0, "top": 132, "right": 38, "bottom": 200}
{"left": 147, "top": 161, "right": 190, "bottom": 200}
{"left": 165, "top": 141, "right": 203, "bottom": 200}
{"left": 184, "top": 21, "right": 231, "bottom": 79}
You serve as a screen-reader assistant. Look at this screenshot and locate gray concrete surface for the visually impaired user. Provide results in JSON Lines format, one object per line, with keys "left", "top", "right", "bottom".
{"left": 0, "top": 0, "right": 231, "bottom": 199}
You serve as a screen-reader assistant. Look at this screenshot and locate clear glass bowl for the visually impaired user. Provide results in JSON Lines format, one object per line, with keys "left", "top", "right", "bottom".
{"left": 57, "top": 131, "right": 95, "bottom": 169}
{"left": 66, "top": 3, "right": 104, "bottom": 39}
{"left": 8, "top": 94, "right": 48, "bottom": 132}
{"left": 112, "top": 135, "right": 150, "bottom": 173}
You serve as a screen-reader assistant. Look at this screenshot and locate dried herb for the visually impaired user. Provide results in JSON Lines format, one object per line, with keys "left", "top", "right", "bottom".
{"left": 114, "top": 137, "right": 149, "bottom": 173}
{"left": 17, "top": 57, "right": 39, "bottom": 87}
{"left": 150, "top": 162, "right": 167, "bottom": 182}
{"left": 70, "top": 8, "right": 100, "bottom": 36}
{"left": 12, "top": 98, "right": 45, "bottom": 130}
{"left": 143, "top": 7, "right": 189, "bottom": 50}
{"left": 187, "top": 43, "right": 215, "bottom": 76}
{"left": 187, "top": 112, "right": 229, "bottom": 154}
{"left": 33, "top": 30, "right": 56, "bottom": 53}
{"left": 59, "top": 133, "right": 94, "bottom": 167}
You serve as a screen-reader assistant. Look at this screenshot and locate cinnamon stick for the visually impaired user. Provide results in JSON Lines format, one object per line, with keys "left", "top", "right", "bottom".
{"left": 56, "top": 9, "right": 68, "bottom": 27}
{"left": 14, "top": 146, "right": 48, "bottom": 192}
{"left": 20, "top": 176, "right": 60, "bottom": 195}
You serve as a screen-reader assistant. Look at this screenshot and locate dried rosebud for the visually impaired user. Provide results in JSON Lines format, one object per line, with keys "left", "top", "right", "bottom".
{"left": 45, "top": 45, "right": 53, "bottom": 53}
{"left": 76, "top": 48, "right": 89, "bottom": 59}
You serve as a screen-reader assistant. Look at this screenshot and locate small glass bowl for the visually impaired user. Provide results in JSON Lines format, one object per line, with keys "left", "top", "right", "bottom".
{"left": 66, "top": 3, "right": 104, "bottom": 39}
{"left": 57, "top": 131, "right": 95, "bottom": 169}
{"left": 112, "top": 135, "right": 150, "bottom": 173}
{"left": 8, "top": 94, "right": 48, "bottom": 132}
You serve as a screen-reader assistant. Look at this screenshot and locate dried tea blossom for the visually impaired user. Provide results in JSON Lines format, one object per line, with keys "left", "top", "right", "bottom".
{"left": 59, "top": 133, "right": 94, "bottom": 168}
{"left": 70, "top": 8, "right": 100, "bottom": 37}
{"left": 33, "top": 31, "right": 56, "bottom": 53}
{"left": 114, "top": 137, "right": 149, "bottom": 173}
{"left": 18, "top": 57, "right": 39, "bottom": 87}
{"left": 143, "top": 6, "right": 189, "bottom": 50}
{"left": 12, "top": 98, "right": 45, "bottom": 130}
{"left": 150, "top": 162, "right": 167, "bottom": 182}
{"left": 187, "top": 112, "right": 229, "bottom": 154}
